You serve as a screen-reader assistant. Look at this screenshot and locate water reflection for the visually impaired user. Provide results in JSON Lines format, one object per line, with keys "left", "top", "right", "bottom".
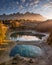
{"left": 10, "top": 32, "right": 41, "bottom": 41}
{"left": 10, "top": 35, "right": 40, "bottom": 41}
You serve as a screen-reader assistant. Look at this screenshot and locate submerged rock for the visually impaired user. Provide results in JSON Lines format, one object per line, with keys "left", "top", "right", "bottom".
{"left": 9, "top": 45, "right": 43, "bottom": 58}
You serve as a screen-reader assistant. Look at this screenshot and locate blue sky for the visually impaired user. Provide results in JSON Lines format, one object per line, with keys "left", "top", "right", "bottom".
{"left": 0, "top": 0, "right": 52, "bottom": 19}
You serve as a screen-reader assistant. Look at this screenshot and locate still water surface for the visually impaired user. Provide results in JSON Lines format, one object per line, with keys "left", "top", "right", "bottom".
{"left": 10, "top": 32, "right": 41, "bottom": 41}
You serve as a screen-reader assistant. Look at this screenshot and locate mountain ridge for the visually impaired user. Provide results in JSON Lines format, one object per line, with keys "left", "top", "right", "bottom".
{"left": 0, "top": 12, "right": 46, "bottom": 21}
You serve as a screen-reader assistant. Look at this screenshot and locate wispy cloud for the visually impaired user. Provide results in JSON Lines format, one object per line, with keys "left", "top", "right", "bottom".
{"left": 34, "top": 0, "right": 40, "bottom": 4}
{"left": 43, "top": 1, "right": 52, "bottom": 8}
{"left": 25, "top": 3, "right": 29, "bottom": 7}
{"left": 21, "top": 0, "right": 26, "bottom": 3}
{"left": 16, "top": 1, "right": 19, "bottom": 5}
{"left": 19, "top": 5, "right": 24, "bottom": 10}
{"left": 29, "top": 2, "right": 34, "bottom": 7}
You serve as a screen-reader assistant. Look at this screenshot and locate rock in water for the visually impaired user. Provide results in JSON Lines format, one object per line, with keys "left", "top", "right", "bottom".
{"left": 9, "top": 45, "right": 43, "bottom": 58}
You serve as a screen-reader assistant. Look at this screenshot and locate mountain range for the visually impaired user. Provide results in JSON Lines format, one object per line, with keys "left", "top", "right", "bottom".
{"left": 0, "top": 12, "right": 46, "bottom": 21}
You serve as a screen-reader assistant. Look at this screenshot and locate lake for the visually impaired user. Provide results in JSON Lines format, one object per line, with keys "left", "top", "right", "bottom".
{"left": 9, "top": 45, "right": 43, "bottom": 58}
{"left": 10, "top": 31, "right": 45, "bottom": 41}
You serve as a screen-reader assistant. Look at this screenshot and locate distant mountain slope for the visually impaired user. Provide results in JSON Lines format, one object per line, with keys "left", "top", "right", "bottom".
{"left": 0, "top": 12, "right": 46, "bottom": 21}
{"left": 36, "top": 20, "right": 52, "bottom": 32}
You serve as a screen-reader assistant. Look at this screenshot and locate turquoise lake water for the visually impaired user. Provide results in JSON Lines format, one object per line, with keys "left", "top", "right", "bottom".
{"left": 9, "top": 45, "right": 43, "bottom": 58}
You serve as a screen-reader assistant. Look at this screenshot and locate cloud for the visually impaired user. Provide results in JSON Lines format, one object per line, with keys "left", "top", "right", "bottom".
{"left": 29, "top": 2, "right": 34, "bottom": 7}
{"left": 43, "top": 1, "right": 52, "bottom": 8}
{"left": 25, "top": 3, "right": 29, "bottom": 7}
{"left": 21, "top": 0, "right": 26, "bottom": 3}
{"left": 34, "top": 0, "right": 40, "bottom": 4}
{"left": 49, "top": 1, "right": 52, "bottom": 4}
{"left": 19, "top": 5, "right": 24, "bottom": 10}
{"left": 29, "top": 0, "right": 32, "bottom": 1}
{"left": 47, "top": 0, "right": 50, "bottom": 1}
{"left": 28, "top": 0, "right": 39, "bottom": 9}
{"left": 16, "top": 1, "right": 19, "bottom": 5}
